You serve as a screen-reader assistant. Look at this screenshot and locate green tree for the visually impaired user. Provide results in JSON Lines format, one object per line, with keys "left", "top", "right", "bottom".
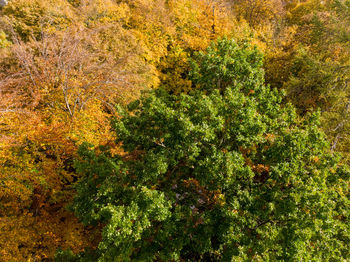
{"left": 61, "top": 38, "right": 349, "bottom": 261}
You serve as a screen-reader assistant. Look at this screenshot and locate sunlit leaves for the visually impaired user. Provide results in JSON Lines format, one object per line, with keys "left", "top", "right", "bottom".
{"left": 67, "top": 39, "right": 349, "bottom": 260}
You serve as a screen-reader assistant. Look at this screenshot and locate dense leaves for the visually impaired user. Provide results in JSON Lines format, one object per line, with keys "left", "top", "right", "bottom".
{"left": 1, "top": 0, "right": 349, "bottom": 260}
{"left": 65, "top": 39, "right": 349, "bottom": 261}
{"left": 0, "top": 1, "right": 241, "bottom": 259}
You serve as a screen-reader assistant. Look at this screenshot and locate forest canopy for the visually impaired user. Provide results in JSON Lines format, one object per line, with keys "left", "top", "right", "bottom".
{"left": 59, "top": 38, "right": 349, "bottom": 261}
{"left": 0, "top": 0, "right": 349, "bottom": 261}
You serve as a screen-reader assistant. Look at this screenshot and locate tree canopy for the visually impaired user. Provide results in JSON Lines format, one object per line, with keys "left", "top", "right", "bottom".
{"left": 60, "top": 38, "right": 349, "bottom": 261}
{"left": 1, "top": 0, "right": 349, "bottom": 260}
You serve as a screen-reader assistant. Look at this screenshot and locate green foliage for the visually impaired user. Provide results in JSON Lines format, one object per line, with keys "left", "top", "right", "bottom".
{"left": 190, "top": 38, "right": 264, "bottom": 94}
{"left": 285, "top": 47, "right": 341, "bottom": 113}
{"left": 65, "top": 39, "right": 349, "bottom": 261}
{"left": 55, "top": 248, "right": 98, "bottom": 262}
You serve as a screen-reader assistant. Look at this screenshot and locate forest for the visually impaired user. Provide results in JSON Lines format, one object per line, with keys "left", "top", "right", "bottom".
{"left": 0, "top": 0, "right": 349, "bottom": 261}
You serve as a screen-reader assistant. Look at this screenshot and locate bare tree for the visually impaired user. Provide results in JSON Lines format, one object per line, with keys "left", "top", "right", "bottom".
{"left": 0, "top": 25, "right": 150, "bottom": 117}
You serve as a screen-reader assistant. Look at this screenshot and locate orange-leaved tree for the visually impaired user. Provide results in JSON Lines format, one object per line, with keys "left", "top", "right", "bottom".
{"left": 0, "top": 24, "right": 149, "bottom": 260}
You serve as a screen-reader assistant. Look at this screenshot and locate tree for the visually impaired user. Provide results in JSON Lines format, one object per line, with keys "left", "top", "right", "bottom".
{"left": 62, "top": 38, "right": 349, "bottom": 261}
{"left": 0, "top": 25, "right": 139, "bottom": 261}
{"left": 0, "top": 1, "right": 244, "bottom": 259}
{"left": 229, "top": 0, "right": 284, "bottom": 28}
{"left": 275, "top": 0, "right": 350, "bottom": 161}
{"left": 0, "top": 0, "right": 75, "bottom": 41}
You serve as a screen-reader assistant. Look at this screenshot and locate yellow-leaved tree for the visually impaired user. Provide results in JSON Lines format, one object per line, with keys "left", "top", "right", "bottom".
{"left": 0, "top": 23, "right": 150, "bottom": 261}
{"left": 0, "top": 0, "right": 263, "bottom": 260}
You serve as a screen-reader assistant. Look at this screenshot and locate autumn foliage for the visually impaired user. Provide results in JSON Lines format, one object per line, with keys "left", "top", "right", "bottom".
{"left": 0, "top": 0, "right": 349, "bottom": 260}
